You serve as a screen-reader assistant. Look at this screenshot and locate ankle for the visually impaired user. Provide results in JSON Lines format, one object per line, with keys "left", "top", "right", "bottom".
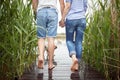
{"left": 72, "top": 55, "right": 77, "bottom": 61}
{"left": 38, "top": 55, "right": 44, "bottom": 60}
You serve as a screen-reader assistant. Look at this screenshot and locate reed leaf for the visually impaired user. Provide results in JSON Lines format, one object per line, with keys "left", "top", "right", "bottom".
{"left": 0, "top": 0, "right": 37, "bottom": 79}
{"left": 83, "top": 0, "right": 120, "bottom": 80}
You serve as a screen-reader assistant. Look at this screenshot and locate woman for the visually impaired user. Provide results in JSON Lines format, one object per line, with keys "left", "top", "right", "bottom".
{"left": 59, "top": 0, "right": 87, "bottom": 71}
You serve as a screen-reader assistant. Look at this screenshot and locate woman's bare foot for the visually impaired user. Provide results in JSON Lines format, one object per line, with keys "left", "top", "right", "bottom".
{"left": 74, "top": 62, "right": 78, "bottom": 71}
{"left": 71, "top": 58, "right": 78, "bottom": 72}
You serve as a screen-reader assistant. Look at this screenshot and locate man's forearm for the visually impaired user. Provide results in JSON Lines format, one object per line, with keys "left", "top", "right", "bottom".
{"left": 59, "top": 0, "right": 65, "bottom": 15}
{"left": 32, "top": 0, "right": 38, "bottom": 12}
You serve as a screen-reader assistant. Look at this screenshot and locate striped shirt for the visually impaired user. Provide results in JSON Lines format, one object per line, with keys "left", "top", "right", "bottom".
{"left": 66, "top": 0, "right": 87, "bottom": 20}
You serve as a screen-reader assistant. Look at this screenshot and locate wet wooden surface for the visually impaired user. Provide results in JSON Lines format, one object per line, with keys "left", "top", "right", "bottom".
{"left": 19, "top": 43, "right": 106, "bottom": 80}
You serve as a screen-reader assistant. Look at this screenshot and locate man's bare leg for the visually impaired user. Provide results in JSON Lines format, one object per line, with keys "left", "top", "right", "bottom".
{"left": 47, "top": 37, "right": 55, "bottom": 69}
{"left": 38, "top": 38, "right": 45, "bottom": 69}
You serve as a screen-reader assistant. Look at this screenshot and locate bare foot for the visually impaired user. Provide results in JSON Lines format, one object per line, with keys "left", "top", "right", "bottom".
{"left": 38, "top": 56, "right": 44, "bottom": 69}
{"left": 48, "top": 65, "right": 55, "bottom": 70}
{"left": 71, "top": 59, "right": 78, "bottom": 72}
{"left": 74, "top": 62, "right": 78, "bottom": 71}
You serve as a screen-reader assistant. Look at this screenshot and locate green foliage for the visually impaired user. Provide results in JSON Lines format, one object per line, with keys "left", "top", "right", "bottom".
{"left": 0, "top": 0, "right": 37, "bottom": 79}
{"left": 83, "top": 0, "right": 120, "bottom": 80}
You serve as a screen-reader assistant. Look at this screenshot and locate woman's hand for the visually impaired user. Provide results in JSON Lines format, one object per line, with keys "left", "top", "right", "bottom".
{"left": 59, "top": 19, "right": 65, "bottom": 28}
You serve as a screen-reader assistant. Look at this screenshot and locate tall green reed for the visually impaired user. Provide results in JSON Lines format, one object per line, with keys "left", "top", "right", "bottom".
{"left": 83, "top": 0, "right": 120, "bottom": 80}
{"left": 0, "top": 0, "right": 37, "bottom": 79}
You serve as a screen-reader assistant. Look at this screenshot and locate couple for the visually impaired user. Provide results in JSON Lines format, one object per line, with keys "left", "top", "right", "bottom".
{"left": 32, "top": 0, "right": 87, "bottom": 72}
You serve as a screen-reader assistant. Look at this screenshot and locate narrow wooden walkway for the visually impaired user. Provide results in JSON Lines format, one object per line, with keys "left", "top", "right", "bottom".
{"left": 19, "top": 43, "right": 106, "bottom": 80}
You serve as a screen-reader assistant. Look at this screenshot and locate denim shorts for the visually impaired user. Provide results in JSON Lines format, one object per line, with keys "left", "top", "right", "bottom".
{"left": 36, "top": 7, "right": 58, "bottom": 38}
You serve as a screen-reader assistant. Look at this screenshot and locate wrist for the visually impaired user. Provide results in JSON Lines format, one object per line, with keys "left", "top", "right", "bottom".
{"left": 61, "top": 18, "right": 65, "bottom": 21}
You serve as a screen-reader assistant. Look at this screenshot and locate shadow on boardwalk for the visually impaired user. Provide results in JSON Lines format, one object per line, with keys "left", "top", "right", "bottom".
{"left": 19, "top": 42, "right": 106, "bottom": 80}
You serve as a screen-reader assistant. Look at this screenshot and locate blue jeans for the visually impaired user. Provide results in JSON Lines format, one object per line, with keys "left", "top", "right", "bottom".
{"left": 65, "top": 18, "right": 86, "bottom": 61}
{"left": 36, "top": 7, "right": 58, "bottom": 38}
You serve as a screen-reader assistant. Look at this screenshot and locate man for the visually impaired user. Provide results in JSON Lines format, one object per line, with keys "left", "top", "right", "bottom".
{"left": 59, "top": 0, "right": 87, "bottom": 71}
{"left": 32, "top": 0, "right": 64, "bottom": 69}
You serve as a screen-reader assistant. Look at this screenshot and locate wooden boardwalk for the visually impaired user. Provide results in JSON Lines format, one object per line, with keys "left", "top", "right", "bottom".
{"left": 19, "top": 43, "right": 106, "bottom": 80}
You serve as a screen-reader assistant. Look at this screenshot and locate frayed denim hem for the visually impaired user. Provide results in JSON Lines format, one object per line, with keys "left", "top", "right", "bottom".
{"left": 69, "top": 51, "right": 76, "bottom": 57}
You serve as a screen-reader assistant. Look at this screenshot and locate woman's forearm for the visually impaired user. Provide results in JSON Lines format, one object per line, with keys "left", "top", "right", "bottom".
{"left": 61, "top": 2, "right": 71, "bottom": 21}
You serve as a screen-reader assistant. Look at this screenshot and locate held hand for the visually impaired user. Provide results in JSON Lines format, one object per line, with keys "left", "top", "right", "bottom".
{"left": 59, "top": 20, "right": 65, "bottom": 28}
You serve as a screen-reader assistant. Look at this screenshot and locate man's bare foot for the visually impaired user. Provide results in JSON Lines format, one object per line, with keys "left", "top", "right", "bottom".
{"left": 48, "top": 64, "right": 55, "bottom": 70}
{"left": 38, "top": 60, "right": 43, "bottom": 69}
{"left": 71, "top": 59, "right": 78, "bottom": 72}
{"left": 38, "top": 56, "right": 44, "bottom": 69}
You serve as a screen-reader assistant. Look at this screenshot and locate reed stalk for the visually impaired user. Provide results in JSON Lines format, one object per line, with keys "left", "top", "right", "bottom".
{"left": 0, "top": 0, "right": 37, "bottom": 79}
{"left": 83, "top": 0, "right": 120, "bottom": 80}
